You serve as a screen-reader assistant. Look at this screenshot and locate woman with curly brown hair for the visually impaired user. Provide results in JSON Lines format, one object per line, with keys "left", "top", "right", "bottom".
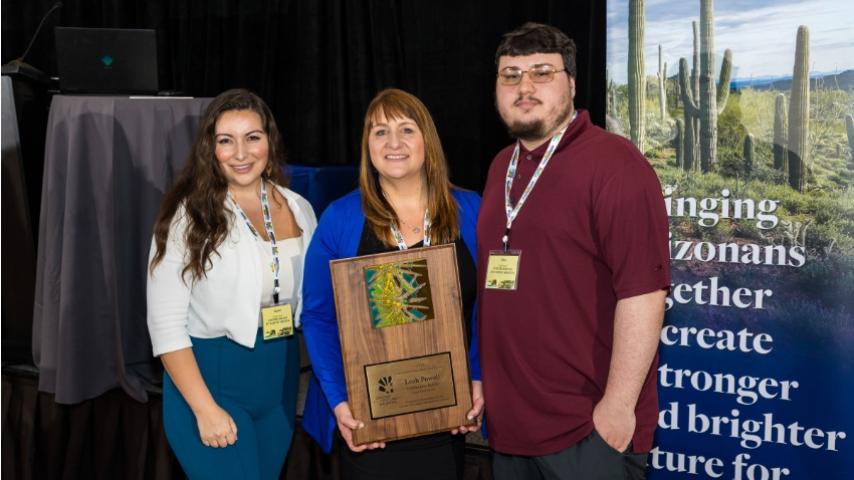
{"left": 147, "top": 88, "right": 316, "bottom": 479}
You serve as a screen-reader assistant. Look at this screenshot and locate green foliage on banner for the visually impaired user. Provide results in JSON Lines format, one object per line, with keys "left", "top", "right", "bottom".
{"left": 631, "top": 84, "right": 854, "bottom": 188}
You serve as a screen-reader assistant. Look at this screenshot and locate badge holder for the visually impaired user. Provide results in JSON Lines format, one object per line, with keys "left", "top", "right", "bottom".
{"left": 261, "top": 303, "right": 294, "bottom": 340}
{"left": 485, "top": 249, "right": 522, "bottom": 290}
{"left": 488, "top": 123, "right": 568, "bottom": 292}
{"left": 231, "top": 181, "right": 296, "bottom": 341}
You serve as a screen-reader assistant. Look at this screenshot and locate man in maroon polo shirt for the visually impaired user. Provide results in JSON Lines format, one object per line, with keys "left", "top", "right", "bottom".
{"left": 477, "top": 23, "right": 670, "bottom": 479}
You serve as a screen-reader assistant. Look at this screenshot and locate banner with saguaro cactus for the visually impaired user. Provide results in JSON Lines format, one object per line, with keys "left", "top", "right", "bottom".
{"left": 607, "top": 1, "right": 853, "bottom": 478}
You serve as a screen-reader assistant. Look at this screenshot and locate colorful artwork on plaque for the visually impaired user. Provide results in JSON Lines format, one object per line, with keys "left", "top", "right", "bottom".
{"left": 364, "top": 259, "right": 435, "bottom": 328}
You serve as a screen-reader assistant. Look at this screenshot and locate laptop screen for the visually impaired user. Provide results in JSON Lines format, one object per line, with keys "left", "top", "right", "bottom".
{"left": 54, "top": 27, "right": 159, "bottom": 94}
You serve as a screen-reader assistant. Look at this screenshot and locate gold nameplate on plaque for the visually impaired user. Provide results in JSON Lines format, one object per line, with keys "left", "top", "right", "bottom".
{"left": 365, "top": 352, "right": 457, "bottom": 419}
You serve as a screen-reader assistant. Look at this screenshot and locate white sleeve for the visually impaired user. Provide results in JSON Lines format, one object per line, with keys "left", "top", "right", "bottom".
{"left": 292, "top": 194, "right": 318, "bottom": 328}
{"left": 146, "top": 211, "right": 193, "bottom": 356}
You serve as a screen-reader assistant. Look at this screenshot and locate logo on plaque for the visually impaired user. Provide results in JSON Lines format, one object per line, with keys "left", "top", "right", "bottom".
{"left": 378, "top": 376, "right": 394, "bottom": 394}
{"left": 364, "top": 259, "right": 435, "bottom": 328}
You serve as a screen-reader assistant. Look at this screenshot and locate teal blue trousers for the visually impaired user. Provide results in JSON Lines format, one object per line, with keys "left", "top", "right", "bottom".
{"left": 163, "top": 330, "right": 299, "bottom": 480}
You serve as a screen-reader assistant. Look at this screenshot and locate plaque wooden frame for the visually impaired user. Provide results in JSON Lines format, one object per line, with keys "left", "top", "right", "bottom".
{"left": 330, "top": 243, "right": 473, "bottom": 445}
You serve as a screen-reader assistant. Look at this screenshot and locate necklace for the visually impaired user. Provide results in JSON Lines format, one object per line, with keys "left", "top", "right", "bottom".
{"left": 390, "top": 208, "right": 431, "bottom": 250}
{"left": 398, "top": 217, "right": 422, "bottom": 234}
{"left": 384, "top": 200, "right": 423, "bottom": 234}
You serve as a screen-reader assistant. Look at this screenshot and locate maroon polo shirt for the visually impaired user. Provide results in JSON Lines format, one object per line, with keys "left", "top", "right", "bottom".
{"left": 477, "top": 109, "right": 670, "bottom": 455}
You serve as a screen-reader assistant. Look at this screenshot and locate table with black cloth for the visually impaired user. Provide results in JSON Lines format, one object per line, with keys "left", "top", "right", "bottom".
{"left": 32, "top": 95, "right": 214, "bottom": 404}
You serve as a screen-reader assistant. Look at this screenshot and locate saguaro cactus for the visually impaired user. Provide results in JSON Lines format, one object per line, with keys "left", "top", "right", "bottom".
{"left": 628, "top": 0, "right": 646, "bottom": 152}
{"left": 678, "top": 1, "right": 732, "bottom": 173}
{"left": 679, "top": 59, "right": 696, "bottom": 171}
{"left": 690, "top": 21, "right": 700, "bottom": 170}
{"left": 699, "top": 0, "right": 729, "bottom": 170}
{"left": 788, "top": 26, "right": 810, "bottom": 192}
{"left": 743, "top": 133, "right": 754, "bottom": 177}
{"left": 773, "top": 93, "right": 788, "bottom": 177}
{"left": 658, "top": 45, "right": 667, "bottom": 119}
{"left": 846, "top": 114, "right": 854, "bottom": 165}
{"left": 691, "top": 20, "right": 700, "bottom": 114}
{"left": 675, "top": 119, "right": 685, "bottom": 170}
{"left": 682, "top": 21, "right": 701, "bottom": 172}
{"left": 607, "top": 78, "right": 617, "bottom": 118}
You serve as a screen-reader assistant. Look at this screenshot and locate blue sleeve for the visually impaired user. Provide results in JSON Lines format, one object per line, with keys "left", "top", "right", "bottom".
{"left": 469, "top": 298, "right": 481, "bottom": 381}
{"left": 301, "top": 203, "right": 348, "bottom": 410}
{"left": 456, "top": 190, "right": 482, "bottom": 381}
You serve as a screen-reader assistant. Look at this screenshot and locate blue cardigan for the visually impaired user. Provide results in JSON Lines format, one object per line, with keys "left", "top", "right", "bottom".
{"left": 301, "top": 188, "right": 481, "bottom": 453}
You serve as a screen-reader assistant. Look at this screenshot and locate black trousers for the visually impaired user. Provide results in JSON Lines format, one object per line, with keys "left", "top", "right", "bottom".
{"left": 492, "top": 430, "right": 648, "bottom": 480}
{"left": 339, "top": 432, "right": 465, "bottom": 480}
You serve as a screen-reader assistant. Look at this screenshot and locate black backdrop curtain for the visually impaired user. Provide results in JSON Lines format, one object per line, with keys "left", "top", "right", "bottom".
{"left": 2, "top": 0, "right": 605, "bottom": 191}
{"left": 2, "top": 1, "right": 605, "bottom": 477}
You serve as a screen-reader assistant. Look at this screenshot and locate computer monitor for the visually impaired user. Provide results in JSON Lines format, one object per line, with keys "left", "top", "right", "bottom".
{"left": 54, "top": 27, "right": 159, "bottom": 94}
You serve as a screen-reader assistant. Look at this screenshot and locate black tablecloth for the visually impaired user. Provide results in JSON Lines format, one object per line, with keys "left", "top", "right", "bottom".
{"left": 33, "top": 95, "right": 213, "bottom": 404}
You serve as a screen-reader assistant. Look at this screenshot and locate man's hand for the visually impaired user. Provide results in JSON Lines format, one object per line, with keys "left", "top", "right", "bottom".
{"left": 592, "top": 395, "right": 635, "bottom": 453}
{"left": 195, "top": 403, "right": 238, "bottom": 448}
{"left": 452, "top": 380, "right": 484, "bottom": 434}
{"left": 594, "top": 290, "right": 665, "bottom": 453}
{"left": 333, "top": 401, "right": 386, "bottom": 452}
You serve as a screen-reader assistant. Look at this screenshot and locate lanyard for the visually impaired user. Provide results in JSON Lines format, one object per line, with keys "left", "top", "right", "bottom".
{"left": 228, "top": 181, "right": 282, "bottom": 304}
{"left": 502, "top": 112, "right": 575, "bottom": 251}
{"left": 389, "top": 209, "right": 431, "bottom": 250}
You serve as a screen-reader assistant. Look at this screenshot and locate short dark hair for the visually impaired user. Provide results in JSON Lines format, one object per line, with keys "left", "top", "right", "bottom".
{"left": 495, "top": 22, "right": 577, "bottom": 78}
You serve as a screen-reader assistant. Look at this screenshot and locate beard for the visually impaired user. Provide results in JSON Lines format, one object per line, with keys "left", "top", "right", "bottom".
{"left": 507, "top": 118, "right": 547, "bottom": 140}
{"left": 500, "top": 94, "right": 574, "bottom": 142}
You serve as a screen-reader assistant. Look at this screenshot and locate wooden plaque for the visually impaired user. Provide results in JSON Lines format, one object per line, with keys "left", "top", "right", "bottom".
{"left": 330, "top": 243, "right": 473, "bottom": 445}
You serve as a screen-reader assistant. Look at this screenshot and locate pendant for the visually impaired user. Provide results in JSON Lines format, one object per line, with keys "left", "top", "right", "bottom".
{"left": 412, "top": 227, "right": 421, "bottom": 234}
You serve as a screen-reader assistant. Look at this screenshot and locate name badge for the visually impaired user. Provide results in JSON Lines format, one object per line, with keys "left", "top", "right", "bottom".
{"left": 485, "top": 250, "right": 522, "bottom": 290}
{"left": 261, "top": 304, "right": 294, "bottom": 340}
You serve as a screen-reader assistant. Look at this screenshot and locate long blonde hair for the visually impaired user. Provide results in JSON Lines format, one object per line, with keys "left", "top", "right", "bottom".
{"left": 359, "top": 88, "right": 459, "bottom": 246}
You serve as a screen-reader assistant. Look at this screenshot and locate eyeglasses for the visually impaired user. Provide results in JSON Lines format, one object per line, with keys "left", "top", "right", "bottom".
{"left": 497, "top": 64, "right": 566, "bottom": 86}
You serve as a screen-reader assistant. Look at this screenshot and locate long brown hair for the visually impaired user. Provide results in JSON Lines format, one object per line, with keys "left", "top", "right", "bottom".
{"left": 359, "top": 88, "right": 459, "bottom": 246}
{"left": 149, "top": 88, "right": 288, "bottom": 282}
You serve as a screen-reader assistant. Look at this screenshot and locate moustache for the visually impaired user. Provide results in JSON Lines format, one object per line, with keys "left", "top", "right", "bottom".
{"left": 514, "top": 96, "right": 542, "bottom": 106}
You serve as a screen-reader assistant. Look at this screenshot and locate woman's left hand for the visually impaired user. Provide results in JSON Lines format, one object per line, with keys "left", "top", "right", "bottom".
{"left": 452, "top": 380, "right": 484, "bottom": 434}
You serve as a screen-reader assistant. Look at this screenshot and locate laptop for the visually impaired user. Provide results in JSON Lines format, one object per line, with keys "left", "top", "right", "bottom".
{"left": 54, "top": 27, "right": 159, "bottom": 94}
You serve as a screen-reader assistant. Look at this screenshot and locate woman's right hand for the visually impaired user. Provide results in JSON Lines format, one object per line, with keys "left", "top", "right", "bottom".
{"left": 333, "top": 401, "right": 385, "bottom": 452}
{"left": 194, "top": 403, "right": 238, "bottom": 448}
